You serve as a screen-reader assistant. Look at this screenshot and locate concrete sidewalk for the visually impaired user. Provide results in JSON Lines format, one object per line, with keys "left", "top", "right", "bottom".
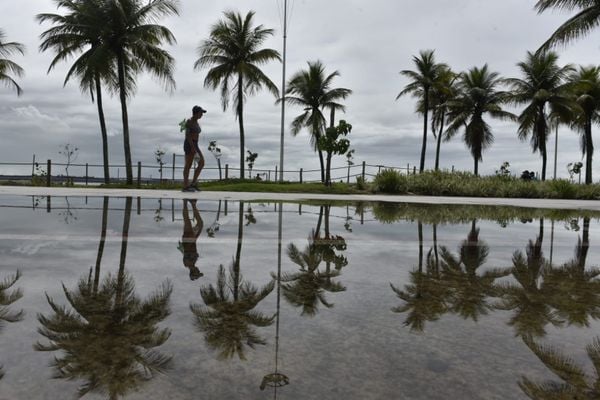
{"left": 1, "top": 185, "right": 600, "bottom": 211}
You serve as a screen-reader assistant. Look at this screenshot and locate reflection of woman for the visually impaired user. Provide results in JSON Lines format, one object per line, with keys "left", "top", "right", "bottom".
{"left": 180, "top": 199, "right": 204, "bottom": 280}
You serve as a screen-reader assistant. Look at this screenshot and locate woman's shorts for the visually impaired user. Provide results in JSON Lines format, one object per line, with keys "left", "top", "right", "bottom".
{"left": 184, "top": 140, "right": 201, "bottom": 155}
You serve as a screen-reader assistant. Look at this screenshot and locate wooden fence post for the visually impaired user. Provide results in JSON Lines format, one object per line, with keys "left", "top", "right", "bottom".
{"left": 172, "top": 153, "right": 176, "bottom": 182}
{"left": 137, "top": 197, "right": 141, "bottom": 215}
{"left": 275, "top": 165, "right": 278, "bottom": 181}
{"left": 46, "top": 159, "right": 51, "bottom": 187}
{"left": 300, "top": 168, "right": 303, "bottom": 184}
{"left": 85, "top": 163, "right": 89, "bottom": 186}
{"left": 137, "top": 161, "right": 141, "bottom": 188}
{"left": 31, "top": 154, "right": 35, "bottom": 179}
{"left": 361, "top": 161, "right": 366, "bottom": 181}
{"left": 407, "top": 163, "right": 410, "bottom": 175}
{"left": 225, "top": 164, "right": 229, "bottom": 180}
{"left": 46, "top": 196, "right": 51, "bottom": 213}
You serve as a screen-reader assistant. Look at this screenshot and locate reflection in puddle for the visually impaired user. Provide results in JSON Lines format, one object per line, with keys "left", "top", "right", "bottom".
{"left": 0, "top": 196, "right": 599, "bottom": 399}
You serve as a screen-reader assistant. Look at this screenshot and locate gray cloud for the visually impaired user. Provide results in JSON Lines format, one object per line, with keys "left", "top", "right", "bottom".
{"left": 0, "top": 0, "right": 595, "bottom": 180}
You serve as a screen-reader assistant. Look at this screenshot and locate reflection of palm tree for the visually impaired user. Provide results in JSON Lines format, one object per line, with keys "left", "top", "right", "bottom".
{"left": 391, "top": 249, "right": 451, "bottom": 332}
{"left": 545, "top": 217, "right": 600, "bottom": 327}
{"left": 496, "top": 219, "right": 561, "bottom": 337}
{"left": 441, "top": 220, "right": 508, "bottom": 321}
{"left": 35, "top": 197, "right": 173, "bottom": 399}
{"left": 281, "top": 231, "right": 346, "bottom": 316}
{"left": 0, "top": 270, "right": 24, "bottom": 381}
{"left": 190, "top": 202, "right": 275, "bottom": 360}
{"left": 520, "top": 335, "right": 600, "bottom": 399}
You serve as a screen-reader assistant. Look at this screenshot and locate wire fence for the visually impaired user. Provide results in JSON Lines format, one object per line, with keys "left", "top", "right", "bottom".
{"left": 0, "top": 153, "right": 416, "bottom": 186}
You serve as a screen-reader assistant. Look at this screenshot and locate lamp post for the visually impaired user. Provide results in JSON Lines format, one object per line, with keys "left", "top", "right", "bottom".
{"left": 278, "top": 0, "right": 288, "bottom": 182}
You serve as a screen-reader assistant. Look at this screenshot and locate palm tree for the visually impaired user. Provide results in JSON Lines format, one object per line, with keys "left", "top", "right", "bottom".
{"left": 195, "top": 10, "right": 280, "bottom": 179}
{"left": 190, "top": 202, "right": 275, "bottom": 360}
{"left": 103, "top": 0, "right": 179, "bottom": 184}
{"left": 429, "top": 67, "right": 458, "bottom": 171}
{"left": 440, "top": 220, "right": 509, "bottom": 321}
{"left": 520, "top": 335, "right": 600, "bottom": 398}
{"left": 0, "top": 29, "right": 24, "bottom": 95}
{"left": 0, "top": 270, "right": 24, "bottom": 382}
{"left": 545, "top": 217, "right": 600, "bottom": 327}
{"left": 391, "top": 248, "right": 451, "bottom": 332}
{"left": 535, "top": 0, "right": 600, "bottom": 53}
{"left": 280, "top": 231, "right": 346, "bottom": 316}
{"left": 495, "top": 219, "right": 563, "bottom": 337}
{"left": 445, "top": 65, "right": 516, "bottom": 176}
{"left": 35, "top": 198, "right": 173, "bottom": 399}
{"left": 397, "top": 50, "right": 449, "bottom": 173}
{"left": 505, "top": 51, "right": 573, "bottom": 181}
{"left": 37, "top": 0, "right": 118, "bottom": 184}
{"left": 568, "top": 66, "right": 600, "bottom": 184}
{"left": 283, "top": 61, "right": 352, "bottom": 183}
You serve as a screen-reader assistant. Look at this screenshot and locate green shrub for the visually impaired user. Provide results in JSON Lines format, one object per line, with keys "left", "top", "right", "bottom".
{"left": 356, "top": 176, "right": 368, "bottom": 191}
{"left": 374, "top": 169, "right": 407, "bottom": 194}
{"left": 547, "top": 179, "right": 577, "bottom": 199}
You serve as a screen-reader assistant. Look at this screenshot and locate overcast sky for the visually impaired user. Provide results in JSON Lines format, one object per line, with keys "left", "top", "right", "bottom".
{"left": 0, "top": 0, "right": 598, "bottom": 181}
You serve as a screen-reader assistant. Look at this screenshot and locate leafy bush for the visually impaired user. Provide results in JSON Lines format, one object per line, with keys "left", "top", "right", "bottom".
{"left": 356, "top": 176, "right": 368, "bottom": 191}
{"left": 547, "top": 179, "right": 576, "bottom": 199}
{"left": 373, "top": 169, "right": 407, "bottom": 194}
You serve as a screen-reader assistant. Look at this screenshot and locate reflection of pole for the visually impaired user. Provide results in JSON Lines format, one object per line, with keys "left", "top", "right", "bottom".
{"left": 261, "top": 203, "right": 289, "bottom": 396}
{"left": 549, "top": 219, "right": 555, "bottom": 266}
{"left": 553, "top": 124, "right": 558, "bottom": 180}
{"left": 278, "top": 0, "right": 288, "bottom": 182}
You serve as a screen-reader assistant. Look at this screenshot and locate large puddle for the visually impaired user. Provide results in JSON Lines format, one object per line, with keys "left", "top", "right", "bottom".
{"left": 0, "top": 195, "right": 599, "bottom": 399}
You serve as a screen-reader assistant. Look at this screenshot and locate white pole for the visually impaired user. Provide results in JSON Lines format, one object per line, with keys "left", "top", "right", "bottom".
{"left": 278, "top": 0, "right": 288, "bottom": 182}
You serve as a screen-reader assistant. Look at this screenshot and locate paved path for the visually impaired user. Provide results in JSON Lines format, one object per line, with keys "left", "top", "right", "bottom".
{"left": 1, "top": 185, "right": 600, "bottom": 210}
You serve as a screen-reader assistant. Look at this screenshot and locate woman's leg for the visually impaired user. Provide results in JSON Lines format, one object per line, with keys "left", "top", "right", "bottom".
{"left": 183, "top": 153, "right": 194, "bottom": 188}
{"left": 191, "top": 151, "right": 205, "bottom": 185}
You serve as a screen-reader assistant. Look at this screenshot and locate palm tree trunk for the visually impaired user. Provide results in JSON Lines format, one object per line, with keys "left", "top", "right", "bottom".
{"left": 420, "top": 89, "right": 429, "bottom": 173}
{"left": 579, "top": 216, "right": 590, "bottom": 269}
{"left": 117, "top": 53, "right": 133, "bottom": 184}
{"left": 585, "top": 119, "right": 594, "bottom": 184}
{"left": 116, "top": 197, "right": 132, "bottom": 307}
{"left": 95, "top": 74, "right": 110, "bottom": 184}
{"left": 325, "top": 151, "right": 332, "bottom": 186}
{"left": 93, "top": 196, "right": 109, "bottom": 293}
{"left": 474, "top": 157, "right": 479, "bottom": 176}
{"left": 539, "top": 104, "right": 547, "bottom": 182}
{"left": 541, "top": 143, "right": 547, "bottom": 181}
{"left": 433, "top": 223, "right": 439, "bottom": 272}
{"left": 237, "top": 75, "right": 245, "bottom": 179}
{"left": 315, "top": 206, "right": 323, "bottom": 238}
{"left": 318, "top": 150, "right": 325, "bottom": 183}
{"left": 234, "top": 201, "right": 244, "bottom": 301}
{"left": 434, "top": 111, "right": 445, "bottom": 171}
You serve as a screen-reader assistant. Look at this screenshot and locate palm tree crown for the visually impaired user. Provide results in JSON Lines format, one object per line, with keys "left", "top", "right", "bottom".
{"left": 283, "top": 60, "right": 352, "bottom": 183}
{"left": 195, "top": 10, "right": 280, "bottom": 179}
{"left": 397, "top": 50, "right": 449, "bottom": 173}
{"left": 505, "top": 51, "right": 573, "bottom": 181}
{"left": 445, "top": 65, "right": 515, "bottom": 176}
{"left": 0, "top": 29, "right": 25, "bottom": 96}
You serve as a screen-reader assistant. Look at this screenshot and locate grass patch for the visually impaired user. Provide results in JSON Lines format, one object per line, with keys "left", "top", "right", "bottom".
{"left": 372, "top": 171, "right": 600, "bottom": 200}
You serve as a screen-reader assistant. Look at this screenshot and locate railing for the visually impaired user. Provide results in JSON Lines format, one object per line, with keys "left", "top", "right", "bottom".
{"left": 0, "top": 154, "right": 414, "bottom": 186}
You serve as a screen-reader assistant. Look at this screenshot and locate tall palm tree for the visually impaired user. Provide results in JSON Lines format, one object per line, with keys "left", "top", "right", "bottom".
{"left": 568, "top": 66, "right": 600, "bottom": 184}
{"left": 190, "top": 202, "right": 275, "bottom": 360}
{"left": 103, "top": 0, "right": 179, "bottom": 184}
{"left": 37, "top": 0, "right": 118, "bottom": 184}
{"left": 428, "top": 67, "right": 458, "bottom": 171}
{"left": 505, "top": 51, "right": 573, "bottom": 181}
{"left": 445, "top": 65, "right": 516, "bottom": 176}
{"left": 195, "top": 10, "right": 280, "bottom": 179}
{"left": 283, "top": 61, "right": 352, "bottom": 183}
{"left": 0, "top": 270, "right": 24, "bottom": 382}
{"left": 0, "top": 29, "right": 25, "bottom": 95}
{"left": 535, "top": 0, "right": 600, "bottom": 53}
{"left": 520, "top": 335, "right": 600, "bottom": 398}
{"left": 397, "top": 50, "right": 449, "bottom": 173}
{"left": 35, "top": 198, "right": 173, "bottom": 399}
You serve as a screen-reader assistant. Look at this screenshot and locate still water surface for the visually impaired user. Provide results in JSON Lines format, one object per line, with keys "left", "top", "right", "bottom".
{"left": 0, "top": 195, "right": 599, "bottom": 399}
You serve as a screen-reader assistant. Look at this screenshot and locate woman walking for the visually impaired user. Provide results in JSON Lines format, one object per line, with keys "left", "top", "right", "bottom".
{"left": 182, "top": 105, "right": 206, "bottom": 192}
